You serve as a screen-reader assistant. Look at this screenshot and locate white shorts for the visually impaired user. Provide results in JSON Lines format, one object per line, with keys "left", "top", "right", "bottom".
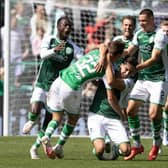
{"left": 47, "top": 77, "right": 81, "bottom": 114}
{"left": 30, "top": 87, "right": 48, "bottom": 104}
{"left": 129, "top": 80, "right": 166, "bottom": 105}
{"left": 87, "top": 112, "right": 129, "bottom": 144}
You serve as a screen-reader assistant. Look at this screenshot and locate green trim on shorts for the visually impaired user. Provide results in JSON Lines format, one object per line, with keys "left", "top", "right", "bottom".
{"left": 46, "top": 106, "right": 63, "bottom": 113}
{"left": 129, "top": 98, "right": 145, "bottom": 103}
{"left": 150, "top": 102, "right": 165, "bottom": 106}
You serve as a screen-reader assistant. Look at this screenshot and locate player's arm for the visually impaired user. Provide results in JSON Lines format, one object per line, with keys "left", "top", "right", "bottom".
{"left": 106, "top": 88, "right": 126, "bottom": 120}
{"left": 136, "top": 48, "right": 161, "bottom": 71}
{"left": 103, "top": 55, "right": 126, "bottom": 120}
{"left": 95, "top": 43, "right": 108, "bottom": 72}
{"left": 40, "top": 35, "right": 65, "bottom": 59}
{"left": 136, "top": 29, "right": 167, "bottom": 71}
{"left": 122, "top": 43, "right": 138, "bottom": 58}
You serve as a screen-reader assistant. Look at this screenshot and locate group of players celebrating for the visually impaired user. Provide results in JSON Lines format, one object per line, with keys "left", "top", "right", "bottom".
{"left": 22, "top": 8, "right": 168, "bottom": 161}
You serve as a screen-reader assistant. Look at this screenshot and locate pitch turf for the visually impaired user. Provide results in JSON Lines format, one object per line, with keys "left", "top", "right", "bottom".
{"left": 0, "top": 136, "right": 168, "bottom": 168}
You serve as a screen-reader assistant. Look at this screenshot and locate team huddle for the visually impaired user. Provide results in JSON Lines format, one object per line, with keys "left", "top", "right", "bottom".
{"left": 22, "top": 9, "right": 168, "bottom": 161}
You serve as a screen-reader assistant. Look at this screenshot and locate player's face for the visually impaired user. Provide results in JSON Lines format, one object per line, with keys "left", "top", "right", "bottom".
{"left": 109, "top": 53, "right": 122, "bottom": 63}
{"left": 162, "top": 25, "right": 168, "bottom": 36}
{"left": 58, "top": 19, "right": 72, "bottom": 40}
{"left": 138, "top": 14, "right": 154, "bottom": 32}
{"left": 122, "top": 19, "right": 135, "bottom": 39}
{"left": 120, "top": 62, "right": 136, "bottom": 78}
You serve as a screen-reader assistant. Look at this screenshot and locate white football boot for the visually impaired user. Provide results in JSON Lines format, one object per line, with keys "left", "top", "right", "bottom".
{"left": 30, "top": 146, "right": 40, "bottom": 159}
{"left": 22, "top": 120, "right": 36, "bottom": 134}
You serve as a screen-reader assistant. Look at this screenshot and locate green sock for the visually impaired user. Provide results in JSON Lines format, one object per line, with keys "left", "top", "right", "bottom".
{"left": 57, "top": 124, "right": 75, "bottom": 146}
{"left": 45, "top": 120, "right": 59, "bottom": 138}
{"left": 128, "top": 115, "right": 141, "bottom": 147}
{"left": 28, "top": 112, "right": 39, "bottom": 121}
{"left": 33, "top": 130, "right": 45, "bottom": 148}
{"left": 163, "top": 110, "right": 168, "bottom": 133}
{"left": 151, "top": 119, "right": 162, "bottom": 146}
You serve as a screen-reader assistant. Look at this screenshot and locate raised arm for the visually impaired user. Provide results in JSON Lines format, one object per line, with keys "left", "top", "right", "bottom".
{"left": 95, "top": 43, "right": 108, "bottom": 72}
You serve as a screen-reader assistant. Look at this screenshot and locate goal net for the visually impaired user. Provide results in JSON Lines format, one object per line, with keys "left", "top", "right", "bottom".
{"left": 1, "top": 0, "right": 168, "bottom": 136}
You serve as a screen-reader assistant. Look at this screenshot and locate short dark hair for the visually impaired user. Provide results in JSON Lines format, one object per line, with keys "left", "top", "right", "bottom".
{"left": 122, "top": 15, "right": 136, "bottom": 27}
{"left": 139, "top": 8, "right": 154, "bottom": 18}
{"left": 108, "top": 41, "right": 125, "bottom": 56}
{"left": 57, "top": 16, "right": 72, "bottom": 26}
{"left": 123, "top": 56, "right": 138, "bottom": 67}
{"left": 161, "top": 19, "right": 168, "bottom": 26}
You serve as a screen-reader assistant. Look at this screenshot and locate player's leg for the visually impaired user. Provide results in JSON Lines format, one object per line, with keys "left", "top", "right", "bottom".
{"left": 107, "top": 118, "right": 131, "bottom": 160}
{"left": 147, "top": 81, "right": 166, "bottom": 160}
{"left": 53, "top": 113, "right": 80, "bottom": 158}
{"left": 22, "top": 87, "right": 46, "bottom": 134}
{"left": 23, "top": 102, "right": 44, "bottom": 134}
{"left": 30, "top": 129, "right": 45, "bottom": 159}
{"left": 41, "top": 111, "right": 64, "bottom": 159}
{"left": 124, "top": 99, "right": 144, "bottom": 160}
{"left": 87, "top": 112, "right": 107, "bottom": 160}
{"left": 52, "top": 88, "right": 81, "bottom": 159}
{"left": 111, "top": 142, "right": 131, "bottom": 160}
{"left": 162, "top": 96, "right": 168, "bottom": 146}
{"left": 30, "top": 111, "right": 52, "bottom": 159}
{"left": 124, "top": 81, "right": 147, "bottom": 160}
{"left": 41, "top": 76, "right": 65, "bottom": 158}
{"left": 92, "top": 139, "right": 106, "bottom": 160}
{"left": 148, "top": 103, "right": 163, "bottom": 160}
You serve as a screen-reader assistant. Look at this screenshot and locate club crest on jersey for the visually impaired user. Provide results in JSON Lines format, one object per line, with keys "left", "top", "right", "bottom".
{"left": 66, "top": 47, "right": 73, "bottom": 55}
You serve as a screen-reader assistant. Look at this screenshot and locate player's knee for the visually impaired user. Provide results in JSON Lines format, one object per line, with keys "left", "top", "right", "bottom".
{"left": 31, "top": 102, "right": 43, "bottom": 114}
{"left": 67, "top": 115, "right": 79, "bottom": 125}
{"left": 119, "top": 143, "right": 131, "bottom": 156}
{"left": 93, "top": 139, "right": 105, "bottom": 154}
{"left": 126, "top": 109, "right": 136, "bottom": 117}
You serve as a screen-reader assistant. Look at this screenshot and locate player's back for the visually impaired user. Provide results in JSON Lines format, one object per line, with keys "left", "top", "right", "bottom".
{"left": 60, "top": 49, "right": 105, "bottom": 90}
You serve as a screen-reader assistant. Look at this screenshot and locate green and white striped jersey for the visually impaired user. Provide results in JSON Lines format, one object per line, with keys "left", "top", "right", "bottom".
{"left": 132, "top": 29, "right": 165, "bottom": 81}
{"left": 60, "top": 49, "right": 105, "bottom": 90}
{"left": 35, "top": 35, "right": 74, "bottom": 91}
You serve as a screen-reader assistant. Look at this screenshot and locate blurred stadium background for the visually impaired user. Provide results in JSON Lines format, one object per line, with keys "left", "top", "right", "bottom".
{"left": 0, "top": 0, "right": 168, "bottom": 136}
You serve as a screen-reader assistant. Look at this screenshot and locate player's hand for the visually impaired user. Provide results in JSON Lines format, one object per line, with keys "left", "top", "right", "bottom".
{"left": 95, "top": 58, "right": 105, "bottom": 72}
{"left": 54, "top": 41, "right": 66, "bottom": 52}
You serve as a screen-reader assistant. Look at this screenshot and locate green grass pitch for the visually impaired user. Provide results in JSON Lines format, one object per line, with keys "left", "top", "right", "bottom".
{"left": 0, "top": 136, "right": 168, "bottom": 168}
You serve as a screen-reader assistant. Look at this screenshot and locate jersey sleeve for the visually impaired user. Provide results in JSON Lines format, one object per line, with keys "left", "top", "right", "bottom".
{"left": 154, "top": 29, "right": 168, "bottom": 50}
{"left": 40, "top": 35, "right": 56, "bottom": 59}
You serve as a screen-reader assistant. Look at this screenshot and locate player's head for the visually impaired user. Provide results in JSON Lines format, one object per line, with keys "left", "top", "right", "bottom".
{"left": 138, "top": 8, "right": 154, "bottom": 32}
{"left": 108, "top": 41, "right": 125, "bottom": 62}
{"left": 160, "top": 19, "right": 168, "bottom": 35}
{"left": 120, "top": 56, "right": 138, "bottom": 78}
{"left": 57, "top": 16, "right": 72, "bottom": 40}
{"left": 121, "top": 15, "right": 136, "bottom": 39}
